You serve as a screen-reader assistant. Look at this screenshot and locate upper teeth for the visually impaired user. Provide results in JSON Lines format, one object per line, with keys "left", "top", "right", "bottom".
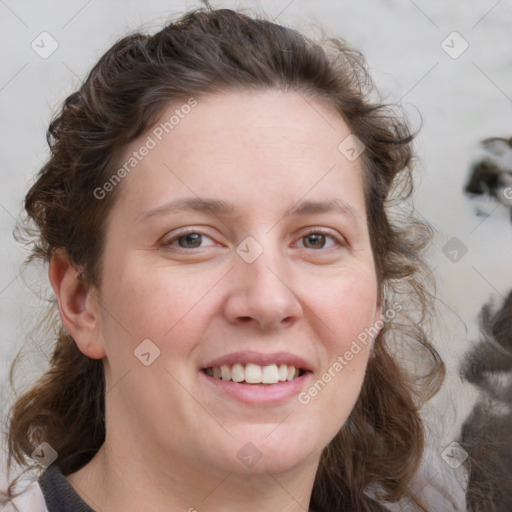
{"left": 205, "top": 363, "right": 299, "bottom": 384}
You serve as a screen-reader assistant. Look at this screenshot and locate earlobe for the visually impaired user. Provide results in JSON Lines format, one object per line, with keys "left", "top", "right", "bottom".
{"left": 48, "top": 249, "right": 106, "bottom": 359}
{"left": 374, "top": 303, "right": 383, "bottom": 326}
{"left": 371, "top": 301, "right": 384, "bottom": 350}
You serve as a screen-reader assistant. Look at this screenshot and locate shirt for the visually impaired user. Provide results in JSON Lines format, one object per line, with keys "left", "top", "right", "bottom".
{"left": 5, "top": 465, "right": 93, "bottom": 512}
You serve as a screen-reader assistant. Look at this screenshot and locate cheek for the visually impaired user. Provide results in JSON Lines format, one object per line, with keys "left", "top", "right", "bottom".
{"left": 306, "top": 263, "right": 379, "bottom": 346}
{"left": 98, "top": 257, "right": 220, "bottom": 359}
{"left": 298, "top": 268, "right": 377, "bottom": 423}
{"left": 318, "top": 291, "right": 376, "bottom": 385}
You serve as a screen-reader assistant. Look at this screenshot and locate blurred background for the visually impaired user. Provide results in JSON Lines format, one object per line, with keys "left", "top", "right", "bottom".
{"left": 1, "top": 1, "right": 511, "bottom": 509}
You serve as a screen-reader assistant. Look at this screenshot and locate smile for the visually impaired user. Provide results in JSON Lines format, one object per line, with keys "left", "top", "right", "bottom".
{"left": 200, "top": 351, "right": 313, "bottom": 405}
{"left": 202, "top": 363, "right": 305, "bottom": 384}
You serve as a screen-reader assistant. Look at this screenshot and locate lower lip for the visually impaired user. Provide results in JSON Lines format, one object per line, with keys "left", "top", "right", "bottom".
{"left": 200, "top": 371, "right": 312, "bottom": 406}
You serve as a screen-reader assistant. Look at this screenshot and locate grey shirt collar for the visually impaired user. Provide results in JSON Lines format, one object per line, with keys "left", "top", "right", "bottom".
{"left": 38, "top": 465, "right": 94, "bottom": 512}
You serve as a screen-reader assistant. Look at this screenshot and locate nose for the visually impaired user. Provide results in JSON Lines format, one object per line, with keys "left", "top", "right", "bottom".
{"left": 223, "top": 249, "right": 302, "bottom": 332}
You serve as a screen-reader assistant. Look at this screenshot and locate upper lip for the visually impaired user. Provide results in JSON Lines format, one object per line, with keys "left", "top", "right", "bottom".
{"left": 202, "top": 351, "right": 312, "bottom": 372}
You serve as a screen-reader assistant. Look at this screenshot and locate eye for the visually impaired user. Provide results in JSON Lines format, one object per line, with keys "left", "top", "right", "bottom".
{"left": 296, "top": 229, "right": 342, "bottom": 250}
{"left": 163, "top": 230, "right": 217, "bottom": 250}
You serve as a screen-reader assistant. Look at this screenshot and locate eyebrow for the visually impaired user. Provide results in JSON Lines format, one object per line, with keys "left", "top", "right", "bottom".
{"left": 140, "top": 197, "right": 362, "bottom": 222}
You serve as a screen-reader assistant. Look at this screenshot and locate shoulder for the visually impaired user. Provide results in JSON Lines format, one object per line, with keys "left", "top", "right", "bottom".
{"left": 2, "top": 481, "right": 48, "bottom": 512}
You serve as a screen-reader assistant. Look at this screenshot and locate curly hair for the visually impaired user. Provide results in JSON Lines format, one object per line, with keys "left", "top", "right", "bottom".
{"left": 2, "top": 7, "right": 444, "bottom": 511}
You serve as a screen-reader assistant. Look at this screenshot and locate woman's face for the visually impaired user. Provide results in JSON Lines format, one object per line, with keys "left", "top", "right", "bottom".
{"left": 94, "top": 89, "right": 380, "bottom": 478}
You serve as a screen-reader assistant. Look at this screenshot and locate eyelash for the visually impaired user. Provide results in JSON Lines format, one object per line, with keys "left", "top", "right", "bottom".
{"left": 296, "top": 229, "right": 342, "bottom": 250}
{"left": 162, "top": 228, "right": 344, "bottom": 252}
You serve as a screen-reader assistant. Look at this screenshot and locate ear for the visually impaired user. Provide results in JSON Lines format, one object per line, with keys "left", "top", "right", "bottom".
{"left": 48, "top": 249, "right": 106, "bottom": 359}
{"left": 374, "top": 298, "right": 383, "bottom": 325}
{"left": 371, "top": 298, "right": 384, "bottom": 349}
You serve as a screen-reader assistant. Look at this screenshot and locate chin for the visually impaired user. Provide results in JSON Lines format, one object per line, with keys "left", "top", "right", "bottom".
{"left": 211, "top": 424, "right": 322, "bottom": 475}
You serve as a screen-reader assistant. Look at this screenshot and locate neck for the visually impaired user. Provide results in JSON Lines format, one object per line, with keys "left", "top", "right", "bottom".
{"left": 66, "top": 435, "right": 320, "bottom": 512}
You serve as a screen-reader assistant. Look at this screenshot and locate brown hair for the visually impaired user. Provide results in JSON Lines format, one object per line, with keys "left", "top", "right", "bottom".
{"left": 2, "top": 6, "right": 444, "bottom": 511}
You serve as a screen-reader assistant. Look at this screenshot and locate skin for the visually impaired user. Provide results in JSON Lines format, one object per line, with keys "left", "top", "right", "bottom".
{"left": 50, "top": 89, "right": 382, "bottom": 512}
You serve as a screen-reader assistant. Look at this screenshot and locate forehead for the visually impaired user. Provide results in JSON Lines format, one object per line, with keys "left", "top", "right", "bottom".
{"left": 162, "top": 89, "right": 348, "bottom": 160}
{"left": 112, "top": 89, "right": 366, "bottom": 222}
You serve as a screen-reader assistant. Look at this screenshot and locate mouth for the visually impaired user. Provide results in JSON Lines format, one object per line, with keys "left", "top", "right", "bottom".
{"left": 199, "top": 352, "right": 313, "bottom": 405}
{"left": 201, "top": 363, "right": 307, "bottom": 385}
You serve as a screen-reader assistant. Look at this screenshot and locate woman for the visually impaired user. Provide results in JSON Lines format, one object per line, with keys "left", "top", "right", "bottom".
{"left": 2, "top": 6, "right": 444, "bottom": 511}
